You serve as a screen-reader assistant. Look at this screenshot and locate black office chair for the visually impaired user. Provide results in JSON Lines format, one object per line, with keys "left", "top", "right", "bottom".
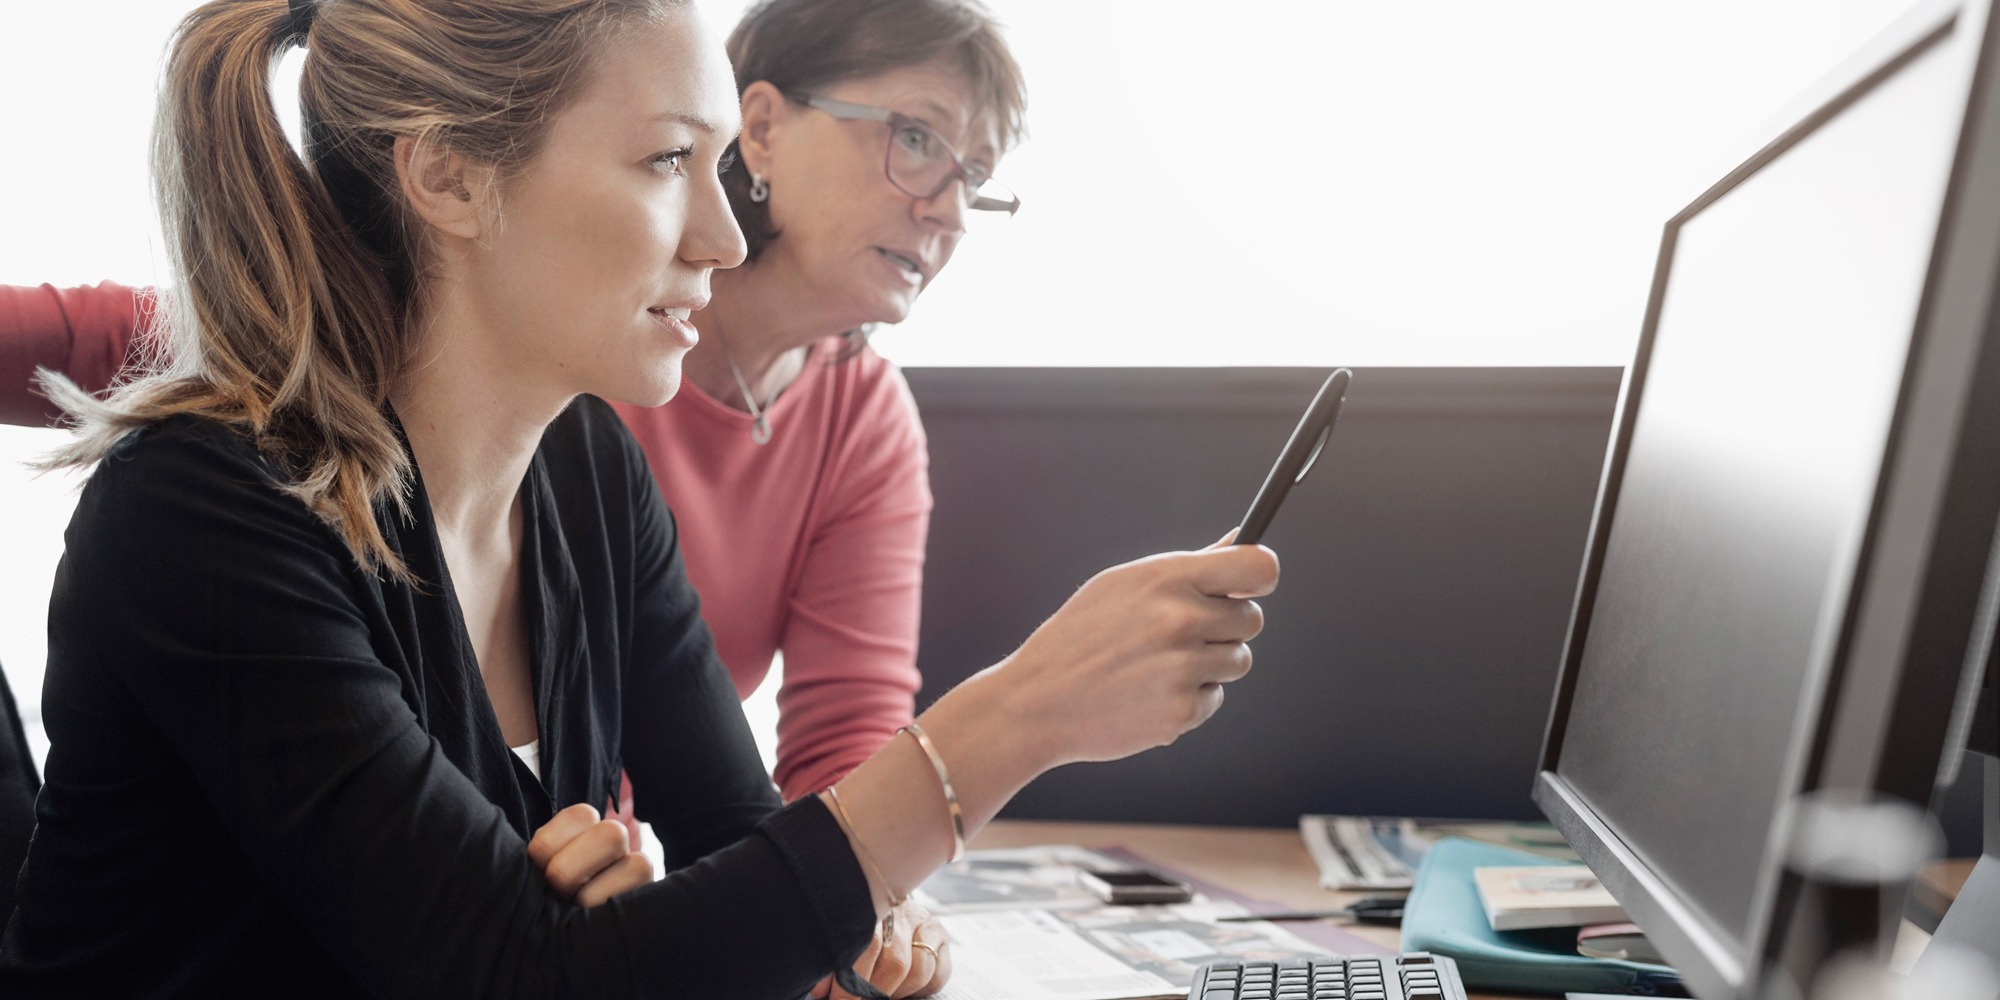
{"left": 0, "top": 660, "right": 40, "bottom": 919}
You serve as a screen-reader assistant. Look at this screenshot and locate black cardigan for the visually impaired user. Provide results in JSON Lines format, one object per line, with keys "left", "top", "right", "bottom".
{"left": 0, "top": 397, "right": 874, "bottom": 998}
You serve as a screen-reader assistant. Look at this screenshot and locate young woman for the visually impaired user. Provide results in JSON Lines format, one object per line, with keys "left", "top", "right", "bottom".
{"left": 0, "top": 1, "right": 1279, "bottom": 998}
{"left": 0, "top": 0, "right": 1023, "bottom": 810}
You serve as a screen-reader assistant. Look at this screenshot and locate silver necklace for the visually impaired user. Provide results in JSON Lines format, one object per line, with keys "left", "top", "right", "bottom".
{"left": 713, "top": 323, "right": 777, "bottom": 445}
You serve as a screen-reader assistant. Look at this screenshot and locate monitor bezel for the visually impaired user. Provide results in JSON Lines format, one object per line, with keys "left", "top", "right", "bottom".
{"left": 1533, "top": 1, "right": 2000, "bottom": 996}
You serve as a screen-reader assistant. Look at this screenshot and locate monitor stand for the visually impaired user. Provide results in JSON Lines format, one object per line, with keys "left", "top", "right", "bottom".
{"left": 1911, "top": 756, "right": 2000, "bottom": 994}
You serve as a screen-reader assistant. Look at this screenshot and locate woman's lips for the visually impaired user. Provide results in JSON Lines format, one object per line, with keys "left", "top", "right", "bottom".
{"left": 647, "top": 307, "right": 698, "bottom": 347}
{"left": 876, "top": 247, "right": 924, "bottom": 284}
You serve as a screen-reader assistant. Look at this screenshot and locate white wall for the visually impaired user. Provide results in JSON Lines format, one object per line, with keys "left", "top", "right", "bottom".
{"left": 0, "top": 0, "right": 1927, "bottom": 767}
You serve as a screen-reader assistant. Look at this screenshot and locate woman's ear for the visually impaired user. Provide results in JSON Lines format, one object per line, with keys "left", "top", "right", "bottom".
{"left": 393, "top": 135, "right": 495, "bottom": 241}
{"left": 736, "top": 80, "right": 788, "bottom": 180}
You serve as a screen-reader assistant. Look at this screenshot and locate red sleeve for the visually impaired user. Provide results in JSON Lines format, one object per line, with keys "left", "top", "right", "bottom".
{"left": 0, "top": 282, "right": 159, "bottom": 426}
{"left": 771, "top": 359, "right": 932, "bottom": 800}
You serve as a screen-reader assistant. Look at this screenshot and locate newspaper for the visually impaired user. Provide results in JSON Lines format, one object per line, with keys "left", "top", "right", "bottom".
{"left": 933, "top": 902, "right": 1336, "bottom": 1000}
{"left": 1298, "top": 814, "right": 1579, "bottom": 891}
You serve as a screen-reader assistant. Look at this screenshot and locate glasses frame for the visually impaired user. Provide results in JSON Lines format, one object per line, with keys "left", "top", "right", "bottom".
{"left": 796, "top": 94, "right": 1020, "bottom": 216}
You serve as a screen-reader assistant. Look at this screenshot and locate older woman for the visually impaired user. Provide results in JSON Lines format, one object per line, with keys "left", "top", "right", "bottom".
{"left": 0, "top": 0, "right": 1019, "bottom": 811}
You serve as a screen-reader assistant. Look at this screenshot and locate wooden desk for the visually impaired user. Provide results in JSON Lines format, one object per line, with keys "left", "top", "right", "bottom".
{"left": 974, "top": 820, "right": 1522, "bottom": 999}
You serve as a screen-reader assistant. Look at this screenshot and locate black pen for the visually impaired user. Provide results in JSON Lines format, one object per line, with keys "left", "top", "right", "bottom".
{"left": 1217, "top": 897, "right": 1405, "bottom": 925}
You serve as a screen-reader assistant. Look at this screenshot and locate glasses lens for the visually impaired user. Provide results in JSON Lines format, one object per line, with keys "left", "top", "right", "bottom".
{"left": 886, "top": 121, "right": 954, "bottom": 198}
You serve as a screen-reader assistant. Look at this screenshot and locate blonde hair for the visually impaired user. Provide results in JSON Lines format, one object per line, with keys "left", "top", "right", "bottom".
{"left": 40, "top": 0, "right": 680, "bottom": 579}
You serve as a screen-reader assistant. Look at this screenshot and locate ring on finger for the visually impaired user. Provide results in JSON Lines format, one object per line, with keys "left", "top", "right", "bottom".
{"left": 911, "top": 941, "right": 939, "bottom": 961}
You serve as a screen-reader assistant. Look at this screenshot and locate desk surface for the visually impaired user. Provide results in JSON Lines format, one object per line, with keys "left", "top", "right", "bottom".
{"left": 973, "top": 820, "right": 1523, "bottom": 1000}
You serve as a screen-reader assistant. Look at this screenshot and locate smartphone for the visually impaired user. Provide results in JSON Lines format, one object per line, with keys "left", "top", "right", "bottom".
{"left": 1078, "top": 868, "right": 1196, "bottom": 905}
{"left": 1236, "top": 368, "right": 1352, "bottom": 546}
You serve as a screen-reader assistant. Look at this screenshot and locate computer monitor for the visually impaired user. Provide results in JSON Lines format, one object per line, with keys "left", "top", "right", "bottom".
{"left": 1532, "top": 0, "right": 2000, "bottom": 997}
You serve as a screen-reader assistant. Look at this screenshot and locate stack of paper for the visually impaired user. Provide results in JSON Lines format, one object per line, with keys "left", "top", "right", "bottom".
{"left": 1470, "top": 865, "right": 1626, "bottom": 932}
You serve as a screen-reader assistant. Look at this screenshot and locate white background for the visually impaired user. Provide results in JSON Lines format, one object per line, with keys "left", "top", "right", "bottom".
{"left": 0, "top": 0, "right": 1926, "bottom": 766}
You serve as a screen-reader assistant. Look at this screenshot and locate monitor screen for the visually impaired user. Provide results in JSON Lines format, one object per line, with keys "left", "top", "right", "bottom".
{"left": 1551, "top": 13, "right": 1967, "bottom": 966}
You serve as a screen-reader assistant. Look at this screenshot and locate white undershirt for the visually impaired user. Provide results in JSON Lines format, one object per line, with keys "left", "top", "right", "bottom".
{"left": 510, "top": 739, "right": 542, "bottom": 784}
{"left": 507, "top": 739, "right": 663, "bottom": 880}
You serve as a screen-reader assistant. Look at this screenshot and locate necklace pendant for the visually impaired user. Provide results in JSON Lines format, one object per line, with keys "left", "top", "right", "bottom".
{"left": 751, "top": 415, "right": 772, "bottom": 445}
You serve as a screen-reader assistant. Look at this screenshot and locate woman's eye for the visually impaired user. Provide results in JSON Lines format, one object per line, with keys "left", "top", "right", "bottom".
{"left": 652, "top": 147, "right": 694, "bottom": 174}
{"left": 894, "top": 126, "right": 933, "bottom": 156}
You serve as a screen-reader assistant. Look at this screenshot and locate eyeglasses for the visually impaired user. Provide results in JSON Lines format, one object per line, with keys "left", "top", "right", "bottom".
{"left": 796, "top": 94, "right": 1020, "bottom": 216}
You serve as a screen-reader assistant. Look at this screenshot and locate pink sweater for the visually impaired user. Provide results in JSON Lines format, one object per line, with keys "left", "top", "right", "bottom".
{"left": 0, "top": 282, "right": 931, "bottom": 801}
{"left": 612, "top": 344, "right": 931, "bottom": 797}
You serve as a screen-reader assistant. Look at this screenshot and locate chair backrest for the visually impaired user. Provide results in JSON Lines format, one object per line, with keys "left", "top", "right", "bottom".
{"left": 0, "top": 660, "right": 39, "bottom": 920}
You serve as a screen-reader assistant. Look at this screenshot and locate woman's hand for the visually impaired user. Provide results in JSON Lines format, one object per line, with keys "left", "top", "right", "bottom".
{"left": 526, "top": 802, "right": 654, "bottom": 907}
{"left": 810, "top": 900, "right": 952, "bottom": 999}
{"left": 973, "top": 532, "right": 1280, "bottom": 768}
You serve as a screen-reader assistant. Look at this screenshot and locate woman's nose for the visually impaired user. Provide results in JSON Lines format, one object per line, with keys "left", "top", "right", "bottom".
{"left": 687, "top": 173, "right": 749, "bottom": 269}
{"left": 917, "top": 175, "right": 970, "bottom": 235}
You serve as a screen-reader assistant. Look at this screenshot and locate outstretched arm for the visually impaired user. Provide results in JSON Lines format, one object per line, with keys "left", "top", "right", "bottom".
{"left": 0, "top": 282, "right": 159, "bottom": 425}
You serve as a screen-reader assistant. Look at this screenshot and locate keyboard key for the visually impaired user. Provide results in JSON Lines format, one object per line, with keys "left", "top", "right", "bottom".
{"left": 1204, "top": 991, "right": 1236, "bottom": 1000}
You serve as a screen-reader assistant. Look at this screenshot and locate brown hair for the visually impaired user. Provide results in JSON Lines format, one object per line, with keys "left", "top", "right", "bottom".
{"left": 40, "top": 0, "right": 681, "bottom": 579}
{"left": 722, "top": 0, "right": 1028, "bottom": 264}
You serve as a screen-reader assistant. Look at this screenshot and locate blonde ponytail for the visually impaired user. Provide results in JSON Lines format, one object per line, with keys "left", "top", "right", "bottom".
{"left": 41, "top": 0, "right": 680, "bottom": 580}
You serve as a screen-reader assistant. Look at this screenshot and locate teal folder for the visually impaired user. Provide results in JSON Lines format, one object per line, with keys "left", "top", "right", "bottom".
{"left": 1399, "top": 838, "right": 1687, "bottom": 996}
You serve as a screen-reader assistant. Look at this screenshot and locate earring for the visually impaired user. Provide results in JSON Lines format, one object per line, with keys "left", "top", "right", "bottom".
{"left": 749, "top": 173, "right": 769, "bottom": 203}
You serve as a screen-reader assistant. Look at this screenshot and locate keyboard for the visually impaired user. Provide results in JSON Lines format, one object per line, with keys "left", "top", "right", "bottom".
{"left": 1187, "top": 953, "right": 1465, "bottom": 1000}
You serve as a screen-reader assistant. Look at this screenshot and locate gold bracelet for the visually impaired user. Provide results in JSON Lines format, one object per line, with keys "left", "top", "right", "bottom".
{"left": 821, "top": 785, "right": 905, "bottom": 940}
{"left": 899, "top": 723, "right": 967, "bottom": 863}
